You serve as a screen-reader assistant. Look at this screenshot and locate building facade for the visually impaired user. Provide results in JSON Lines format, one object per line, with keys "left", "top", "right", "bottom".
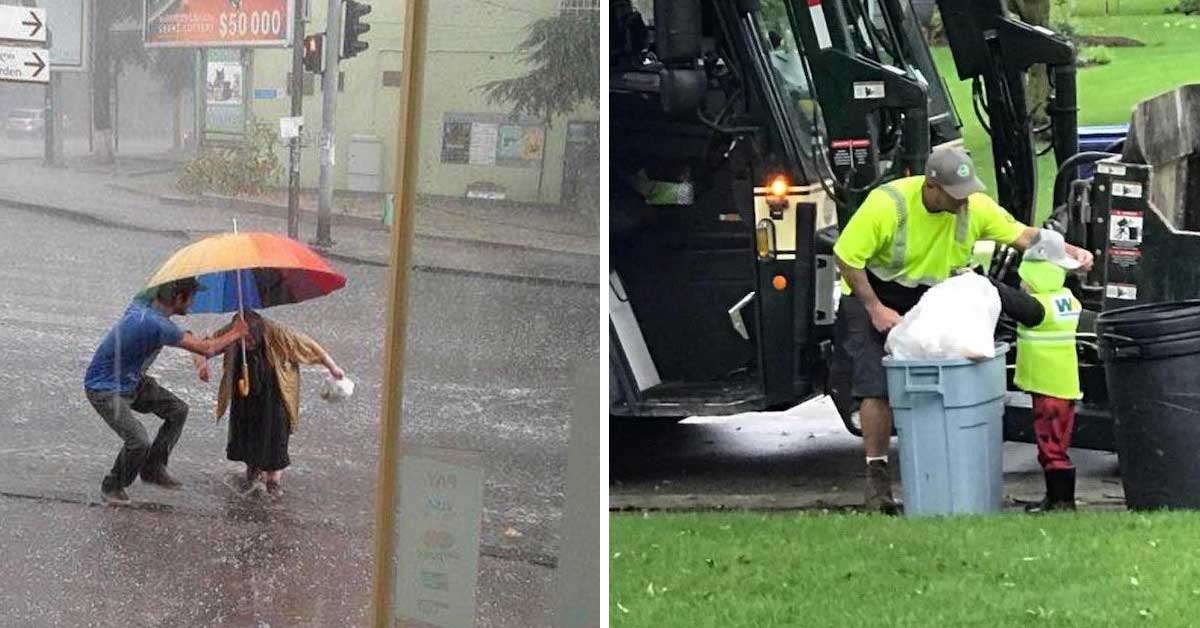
{"left": 238, "top": 0, "right": 598, "bottom": 206}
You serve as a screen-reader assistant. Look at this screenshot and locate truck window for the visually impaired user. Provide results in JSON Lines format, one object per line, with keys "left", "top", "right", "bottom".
{"left": 757, "top": 7, "right": 820, "bottom": 161}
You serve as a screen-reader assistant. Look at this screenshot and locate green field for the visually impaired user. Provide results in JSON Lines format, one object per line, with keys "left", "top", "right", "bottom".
{"left": 611, "top": 510, "right": 1200, "bottom": 627}
{"left": 931, "top": 13, "right": 1200, "bottom": 224}
{"left": 1072, "top": 0, "right": 1180, "bottom": 16}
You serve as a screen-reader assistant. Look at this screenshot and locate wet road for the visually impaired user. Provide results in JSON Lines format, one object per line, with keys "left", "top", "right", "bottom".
{"left": 0, "top": 205, "right": 598, "bottom": 626}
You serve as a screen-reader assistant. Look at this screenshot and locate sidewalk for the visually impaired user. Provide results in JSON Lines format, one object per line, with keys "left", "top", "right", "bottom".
{"left": 0, "top": 153, "right": 599, "bottom": 286}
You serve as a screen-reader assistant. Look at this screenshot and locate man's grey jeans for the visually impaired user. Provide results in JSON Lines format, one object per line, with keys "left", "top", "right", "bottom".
{"left": 86, "top": 377, "right": 189, "bottom": 493}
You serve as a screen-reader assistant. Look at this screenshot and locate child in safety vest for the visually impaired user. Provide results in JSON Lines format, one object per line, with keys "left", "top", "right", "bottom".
{"left": 1012, "top": 230, "right": 1084, "bottom": 512}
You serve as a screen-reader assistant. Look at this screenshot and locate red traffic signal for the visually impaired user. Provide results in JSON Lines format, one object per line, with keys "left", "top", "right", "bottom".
{"left": 303, "top": 33, "right": 324, "bottom": 74}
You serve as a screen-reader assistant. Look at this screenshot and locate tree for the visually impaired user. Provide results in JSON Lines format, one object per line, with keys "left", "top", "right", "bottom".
{"left": 1009, "top": 0, "right": 1053, "bottom": 127}
{"left": 91, "top": 1, "right": 141, "bottom": 162}
{"left": 480, "top": 11, "right": 601, "bottom": 123}
{"left": 91, "top": 2, "right": 196, "bottom": 160}
{"left": 480, "top": 10, "right": 600, "bottom": 206}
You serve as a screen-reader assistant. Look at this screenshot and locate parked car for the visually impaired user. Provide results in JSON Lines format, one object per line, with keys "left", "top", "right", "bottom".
{"left": 5, "top": 108, "right": 45, "bottom": 139}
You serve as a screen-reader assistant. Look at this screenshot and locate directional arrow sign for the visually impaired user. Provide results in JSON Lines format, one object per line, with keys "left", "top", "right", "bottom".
{"left": 0, "top": 5, "right": 47, "bottom": 44}
{"left": 0, "top": 45, "right": 48, "bottom": 83}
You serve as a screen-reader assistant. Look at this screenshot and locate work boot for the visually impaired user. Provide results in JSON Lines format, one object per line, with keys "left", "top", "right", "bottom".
{"left": 864, "top": 460, "right": 900, "bottom": 515}
{"left": 141, "top": 468, "right": 183, "bottom": 490}
{"left": 1026, "top": 468, "right": 1076, "bottom": 513}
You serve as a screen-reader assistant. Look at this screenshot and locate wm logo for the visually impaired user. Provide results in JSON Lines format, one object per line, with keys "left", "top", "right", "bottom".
{"left": 1055, "top": 297, "right": 1073, "bottom": 314}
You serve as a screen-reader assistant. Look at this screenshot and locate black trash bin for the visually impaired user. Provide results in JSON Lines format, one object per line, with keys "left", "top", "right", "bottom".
{"left": 1098, "top": 300, "right": 1200, "bottom": 509}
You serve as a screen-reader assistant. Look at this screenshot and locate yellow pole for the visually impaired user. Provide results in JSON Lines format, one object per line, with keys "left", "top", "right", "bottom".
{"left": 370, "top": 0, "right": 427, "bottom": 626}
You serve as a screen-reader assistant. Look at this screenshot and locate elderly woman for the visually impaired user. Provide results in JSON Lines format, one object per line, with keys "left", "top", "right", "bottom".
{"left": 200, "top": 310, "right": 343, "bottom": 495}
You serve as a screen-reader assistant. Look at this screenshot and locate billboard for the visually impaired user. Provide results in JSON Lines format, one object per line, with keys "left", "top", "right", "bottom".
{"left": 144, "top": 0, "right": 293, "bottom": 48}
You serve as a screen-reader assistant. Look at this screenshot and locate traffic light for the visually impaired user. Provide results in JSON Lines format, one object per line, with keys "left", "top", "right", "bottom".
{"left": 342, "top": 0, "right": 371, "bottom": 60}
{"left": 303, "top": 33, "right": 324, "bottom": 74}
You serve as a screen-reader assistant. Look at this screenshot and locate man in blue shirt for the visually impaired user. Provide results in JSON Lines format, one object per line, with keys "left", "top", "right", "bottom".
{"left": 85, "top": 277, "right": 248, "bottom": 505}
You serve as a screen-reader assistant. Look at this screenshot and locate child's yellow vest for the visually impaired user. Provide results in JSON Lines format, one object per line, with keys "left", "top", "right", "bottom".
{"left": 1015, "top": 288, "right": 1082, "bottom": 400}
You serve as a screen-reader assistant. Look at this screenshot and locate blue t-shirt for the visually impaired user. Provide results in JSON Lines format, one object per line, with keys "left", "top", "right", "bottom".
{"left": 84, "top": 301, "right": 186, "bottom": 394}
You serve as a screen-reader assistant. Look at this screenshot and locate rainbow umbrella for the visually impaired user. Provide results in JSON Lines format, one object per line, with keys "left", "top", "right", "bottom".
{"left": 140, "top": 230, "right": 346, "bottom": 314}
{"left": 141, "top": 229, "right": 345, "bottom": 397}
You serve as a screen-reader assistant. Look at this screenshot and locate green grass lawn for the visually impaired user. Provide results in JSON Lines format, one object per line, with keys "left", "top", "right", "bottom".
{"left": 611, "top": 510, "right": 1200, "bottom": 627}
{"left": 931, "top": 14, "right": 1200, "bottom": 225}
{"left": 1073, "top": 0, "right": 1179, "bottom": 16}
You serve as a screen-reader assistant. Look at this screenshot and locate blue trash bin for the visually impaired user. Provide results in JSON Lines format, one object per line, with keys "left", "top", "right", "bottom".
{"left": 1078, "top": 124, "right": 1129, "bottom": 179}
{"left": 882, "top": 343, "right": 1010, "bottom": 517}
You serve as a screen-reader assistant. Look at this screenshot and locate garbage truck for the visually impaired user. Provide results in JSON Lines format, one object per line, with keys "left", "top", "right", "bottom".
{"left": 609, "top": 0, "right": 1200, "bottom": 451}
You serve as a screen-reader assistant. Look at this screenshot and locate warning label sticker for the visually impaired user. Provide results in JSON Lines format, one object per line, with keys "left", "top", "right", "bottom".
{"left": 1106, "top": 283, "right": 1139, "bottom": 300}
{"left": 853, "top": 81, "right": 885, "bottom": 100}
{"left": 1109, "top": 209, "right": 1143, "bottom": 245}
{"left": 1111, "top": 180, "right": 1143, "bottom": 199}
{"left": 1109, "top": 247, "right": 1141, "bottom": 267}
{"left": 830, "top": 139, "right": 870, "bottom": 169}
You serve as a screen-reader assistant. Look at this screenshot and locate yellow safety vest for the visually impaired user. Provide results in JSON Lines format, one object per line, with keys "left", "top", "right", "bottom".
{"left": 1015, "top": 288, "right": 1082, "bottom": 400}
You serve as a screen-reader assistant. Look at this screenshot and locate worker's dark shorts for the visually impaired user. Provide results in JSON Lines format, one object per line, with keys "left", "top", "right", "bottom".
{"left": 834, "top": 294, "right": 891, "bottom": 400}
{"left": 834, "top": 277, "right": 928, "bottom": 400}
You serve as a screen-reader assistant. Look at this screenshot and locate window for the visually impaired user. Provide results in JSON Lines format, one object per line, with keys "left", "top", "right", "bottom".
{"left": 559, "top": 0, "right": 599, "bottom": 15}
{"left": 631, "top": 0, "right": 653, "bottom": 20}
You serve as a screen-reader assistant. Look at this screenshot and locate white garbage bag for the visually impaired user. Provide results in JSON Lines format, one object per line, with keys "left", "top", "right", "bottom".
{"left": 884, "top": 273, "right": 1001, "bottom": 360}
{"left": 320, "top": 375, "right": 355, "bottom": 402}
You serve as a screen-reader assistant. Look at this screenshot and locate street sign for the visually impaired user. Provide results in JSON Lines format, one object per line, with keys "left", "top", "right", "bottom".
{"left": 26, "top": 0, "right": 87, "bottom": 72}
{"left": 0, "top": 44, "right": 48, "bottom": 83}
{"left": 0, "top": 5, "right": 46, "bottom": 44}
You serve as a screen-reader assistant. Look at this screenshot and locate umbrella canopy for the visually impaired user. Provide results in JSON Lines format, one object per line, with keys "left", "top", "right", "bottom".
{"left": 141, "top": 231, "right": 346, "bottom": 314}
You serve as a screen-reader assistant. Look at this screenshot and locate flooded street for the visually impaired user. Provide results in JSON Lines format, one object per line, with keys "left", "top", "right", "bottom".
{"left": 0, "top": 206, "right": 597, "bottom": 626}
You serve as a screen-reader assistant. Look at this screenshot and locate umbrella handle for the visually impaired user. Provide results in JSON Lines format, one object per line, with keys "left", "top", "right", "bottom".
{"left": 230, "top": 223, "right": 251, "bottom": 398}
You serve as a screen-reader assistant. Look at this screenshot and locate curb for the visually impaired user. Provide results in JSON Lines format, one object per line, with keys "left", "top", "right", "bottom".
{"left": 102, "top": 182, "right": 598, "bottom": 260}
{"left": 0, "top": 194, "right": 599, "bottom": 287}
{"left": 199, "top": 191, "right": 600, "bottom": 260}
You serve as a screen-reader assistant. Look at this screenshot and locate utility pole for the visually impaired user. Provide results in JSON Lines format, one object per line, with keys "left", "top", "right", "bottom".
{"left": 314, "top": 0, "right": 342, "bottom": 248}
{"left": 42, "top": 26, "right": 56, "bottom": 167}
{"left": 287, "top": 2, "right": 306, "bottom": 239}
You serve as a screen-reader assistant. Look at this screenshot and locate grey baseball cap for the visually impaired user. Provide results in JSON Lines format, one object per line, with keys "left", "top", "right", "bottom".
{"left": 926, "top": 146, "right": 986, "bottom": 200}
{"left": 1024, "top": 229, "right": 1081, "bottom": 270}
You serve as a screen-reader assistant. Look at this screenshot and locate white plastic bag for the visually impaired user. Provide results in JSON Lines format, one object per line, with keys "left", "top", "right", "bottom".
{"left": 884, "top": 273, "right": 1001, "bottom": 360}
{"left": 319, "top": 375, "right": 355, "bottom": 402}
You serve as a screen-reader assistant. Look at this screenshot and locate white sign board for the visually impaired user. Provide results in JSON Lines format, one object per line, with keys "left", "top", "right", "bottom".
{"left": 0, "top": 44, "right": 48, "bottom": 83}
{"left": 394, "top": 446, "right": 484, "bottom": 628}
{"left": 468, "top": 123, "right": 499, "bottom": 166}
{"left": 29, "top": 0, "right": 86, "bottom": 71}
{"left": 0, "top": 5, "right": 46, "bottom": 43}
{"left": 279, "top": 116, "right": 303, "bottom": 139}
